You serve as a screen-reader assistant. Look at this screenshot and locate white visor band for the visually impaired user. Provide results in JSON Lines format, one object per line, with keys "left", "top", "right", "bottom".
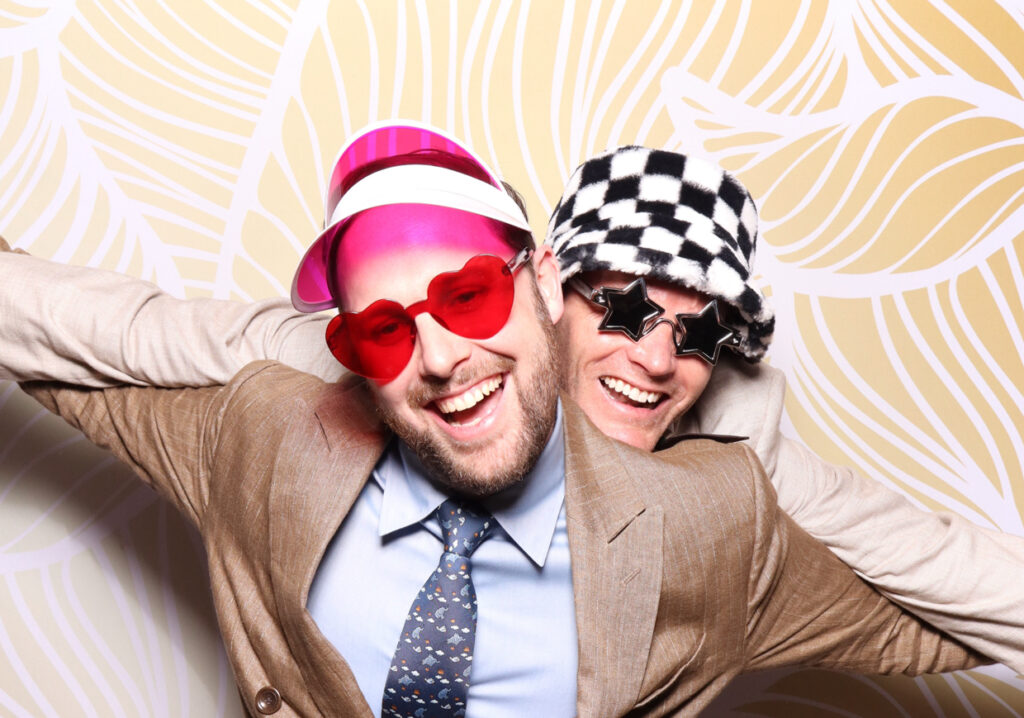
{"left": 326, "top": 164, "right": 531, "bottom": 232}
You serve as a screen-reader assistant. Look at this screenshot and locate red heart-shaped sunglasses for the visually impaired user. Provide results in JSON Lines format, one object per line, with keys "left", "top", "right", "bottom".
{"left": 326, "top": 248, "right": 534, "bottom": 383}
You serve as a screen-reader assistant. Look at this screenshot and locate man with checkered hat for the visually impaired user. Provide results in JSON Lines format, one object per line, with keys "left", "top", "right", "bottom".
{"left": 0, "top": 126, "right": 1018, "bottom": 715}
{"left": 546, "top": 146, "right": 1024, "bottom": 671}
{"left": 547, "top": 145, "right": 774, "bottom": 452}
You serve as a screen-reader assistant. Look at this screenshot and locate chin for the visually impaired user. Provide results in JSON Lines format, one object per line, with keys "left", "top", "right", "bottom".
{"left": 628, "top": 434, "right": 659, "bottom": 452}
{"left": 444, "top": 467, "right": 527, "bottom": 498}
{"left": 599, "top": 423, "right": 657, "bottom": 451}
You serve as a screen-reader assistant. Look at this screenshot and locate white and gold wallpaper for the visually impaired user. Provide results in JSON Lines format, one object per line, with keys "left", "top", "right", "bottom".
{"left": 1, "top": 1, "right": 1022, "bottom": 715}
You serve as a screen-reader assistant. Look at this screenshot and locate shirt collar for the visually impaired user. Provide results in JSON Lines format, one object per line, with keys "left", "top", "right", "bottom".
{"left": 376, "top": 403, "right": 566, "bottom": 567}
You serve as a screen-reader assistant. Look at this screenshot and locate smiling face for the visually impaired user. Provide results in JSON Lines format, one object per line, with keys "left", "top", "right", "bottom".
{"left": 556, "top": 270, "right": 714, "bottom": 451}
{"left": 337, "top": 207, "right": 564, "bottom": 497}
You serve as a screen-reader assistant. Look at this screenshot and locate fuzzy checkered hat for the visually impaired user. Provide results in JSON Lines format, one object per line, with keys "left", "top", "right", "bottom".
{"left": 547, "top": 146, "right": 774, "bottom": 360}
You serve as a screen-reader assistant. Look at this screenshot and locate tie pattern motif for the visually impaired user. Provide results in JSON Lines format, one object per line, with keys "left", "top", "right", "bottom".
{"left": 382, "top": 500, "right": 493, "bottom": 717}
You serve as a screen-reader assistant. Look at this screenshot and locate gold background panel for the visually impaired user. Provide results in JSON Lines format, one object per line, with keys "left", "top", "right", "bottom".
{"left": 0, "top": 1, "right": 1021, "bottom": 715}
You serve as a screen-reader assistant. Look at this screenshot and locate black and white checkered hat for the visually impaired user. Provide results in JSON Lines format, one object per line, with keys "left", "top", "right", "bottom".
{"left": 547, "top": 146, "right": 774, "bottom": 360}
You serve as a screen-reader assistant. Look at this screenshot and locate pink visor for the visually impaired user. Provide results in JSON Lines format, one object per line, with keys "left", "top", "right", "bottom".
{"left": 291, "top": 121, "right": 530, "bottom": 313}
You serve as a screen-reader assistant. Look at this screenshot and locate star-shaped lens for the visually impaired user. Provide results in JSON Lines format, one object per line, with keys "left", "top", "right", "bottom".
{"left": 674, "top": 301, "right": 736, "bottom": 364}
{"left": 595, "top": 277, "right": 665, "bottom": 341}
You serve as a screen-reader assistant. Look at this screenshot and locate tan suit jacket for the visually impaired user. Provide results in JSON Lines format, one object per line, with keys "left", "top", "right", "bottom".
{"left": 2, "top": 244, "right": 1022, "bottom": 671}
{"left": 25, "top": 362, "right": 981, "bottom": 717}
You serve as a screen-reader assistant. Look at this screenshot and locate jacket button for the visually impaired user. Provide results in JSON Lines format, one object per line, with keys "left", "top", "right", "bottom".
{"left": 255, "top": 686, "right": 282, "bottom": 714}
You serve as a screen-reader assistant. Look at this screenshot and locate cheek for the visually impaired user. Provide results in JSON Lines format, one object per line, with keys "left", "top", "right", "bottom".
{"left": 370, "top": 376, "right": 413, "bottom": 413}
{"left": 557, "top": 298, "right": 604, "bottom": 344}
{"left": 558, "top": 314, "right": 619, "bottom": 366}
{"left": 677, "top": 360, "right": 713, "bottom": 399}
{"left": 558, "top": 365, "right": 588, "bottom": 402}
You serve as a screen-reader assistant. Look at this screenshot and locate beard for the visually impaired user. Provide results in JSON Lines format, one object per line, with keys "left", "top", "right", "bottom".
{"left": 375, "top": 287, "right": 560, "bottom": 498}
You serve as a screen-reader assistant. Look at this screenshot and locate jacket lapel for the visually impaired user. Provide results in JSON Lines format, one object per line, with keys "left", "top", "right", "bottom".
{"left": 268, "top": 377, "right": 389, "bottom": 715}
{"left": 562, "top": 399, "right": 663, "bottom": 718}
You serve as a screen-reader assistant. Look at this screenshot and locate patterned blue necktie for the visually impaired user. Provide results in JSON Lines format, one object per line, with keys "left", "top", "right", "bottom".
{"left": 382, "top": 500, "right": 493, "bottom": 718}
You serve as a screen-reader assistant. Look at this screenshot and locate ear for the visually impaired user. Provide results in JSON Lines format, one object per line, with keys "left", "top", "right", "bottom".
{"left": 531, "top": 245, "right": 564, "bottom": 324}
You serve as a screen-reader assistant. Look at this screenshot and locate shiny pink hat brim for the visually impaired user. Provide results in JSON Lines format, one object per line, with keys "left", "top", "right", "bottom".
{"left": 291, "top": 121, "right": 523, "bottom": 313}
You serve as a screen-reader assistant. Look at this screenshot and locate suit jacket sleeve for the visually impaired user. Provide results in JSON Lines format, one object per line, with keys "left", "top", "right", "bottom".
{"left": 0, "top": 246, "right": 340, "bottom": 387}
{"left": 688, "top": 359, "right": 1024, "bottom": 672}
{"left": 18, "top": 362, "right": 280, "bottom": 527}
{"left": 741, "top": 444, "right": 988, "bottom": 673}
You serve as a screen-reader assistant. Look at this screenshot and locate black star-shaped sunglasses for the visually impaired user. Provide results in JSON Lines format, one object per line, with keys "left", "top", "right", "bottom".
{"left": 568, "top": 276, "right": 740, "bottom": 365}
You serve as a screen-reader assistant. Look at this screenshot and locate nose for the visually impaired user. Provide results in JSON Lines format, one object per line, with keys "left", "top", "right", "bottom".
{"left": 413, "top": 314, "right": 472, "bottom": 379}
{"left": 624, "top": 321, "right": 676, "bottom": 378}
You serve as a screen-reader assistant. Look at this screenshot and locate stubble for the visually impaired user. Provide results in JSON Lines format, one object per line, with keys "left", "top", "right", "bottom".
{"left": 375, "top": 282, "right": 560, "bottom": 497}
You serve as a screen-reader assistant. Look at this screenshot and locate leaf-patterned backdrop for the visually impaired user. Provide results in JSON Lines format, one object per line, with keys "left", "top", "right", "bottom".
{"left": 1, "top": 1, "right": 1022, "bottom": 715}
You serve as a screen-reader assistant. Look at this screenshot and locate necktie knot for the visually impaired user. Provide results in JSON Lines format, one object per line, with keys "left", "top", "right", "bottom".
{"left": 436, "top": 499, "right": 492, "bottom": 558}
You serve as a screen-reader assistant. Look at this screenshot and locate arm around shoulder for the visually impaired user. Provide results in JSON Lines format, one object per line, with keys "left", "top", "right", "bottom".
{"left": 0, "top": 240, "right": 338, "bottom": 386}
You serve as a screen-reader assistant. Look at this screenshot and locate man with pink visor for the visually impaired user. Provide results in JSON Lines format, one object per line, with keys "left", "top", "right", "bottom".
{"left": 0, "top": 122, "right": 1009, "bottom": 716}
{"left": 293, "top": 136, "right": 536, "bottom": 390}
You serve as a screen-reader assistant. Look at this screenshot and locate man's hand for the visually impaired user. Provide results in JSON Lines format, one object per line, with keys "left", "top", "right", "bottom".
{"left": 0, "top": 236, "right": 25, "bottom": 254}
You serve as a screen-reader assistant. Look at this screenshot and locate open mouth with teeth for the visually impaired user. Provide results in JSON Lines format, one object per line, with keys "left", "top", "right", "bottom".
{"left": 601, "top": 376, "right": 664, "bottom": 408}
{"left": 434, "top": 375, "right": 504, "bottom": 427}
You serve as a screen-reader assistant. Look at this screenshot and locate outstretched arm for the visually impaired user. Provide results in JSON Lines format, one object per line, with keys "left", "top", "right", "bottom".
{"left": 775, "top": 436, "right": 1024, "bottom": 672}
{"left": 741, "top": 445, "right": 987, "bottom": 674}
{"left": 19, "top": 361, "right": 290, "bottom": 527}
{"left": 691, "top": 359, "right": 1024, "bottom": 673}
{"left": 0, "top": 236, "right": 339, "bottom": 387}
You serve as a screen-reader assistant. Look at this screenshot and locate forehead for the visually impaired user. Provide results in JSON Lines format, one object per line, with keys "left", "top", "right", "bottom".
{"left": 336, "top": 206, "right": 513, "bottom": 311}
{"left": 579, "top": 270, "right": 707, "bottom": 311}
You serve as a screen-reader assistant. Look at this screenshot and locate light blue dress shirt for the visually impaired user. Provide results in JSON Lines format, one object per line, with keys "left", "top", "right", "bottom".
{"left": 307, "top": 405, "right": 578, "bottom": 717}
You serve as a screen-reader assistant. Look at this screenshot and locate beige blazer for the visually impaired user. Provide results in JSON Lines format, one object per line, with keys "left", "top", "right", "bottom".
{"left": 2, "top": 244, "right": 1022, "bottom": 671}
{"left": 25, "top": 362, "right": 980, "bottom": 717}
